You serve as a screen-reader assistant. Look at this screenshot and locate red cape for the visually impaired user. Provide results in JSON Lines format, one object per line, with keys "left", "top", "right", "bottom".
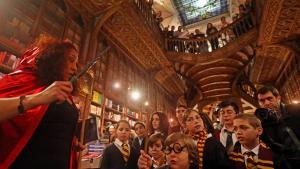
{"left": 0, "top": 48, "right": 77, "bottom": 169}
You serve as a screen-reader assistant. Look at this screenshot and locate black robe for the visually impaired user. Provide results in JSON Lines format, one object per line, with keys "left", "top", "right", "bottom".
{"left": 132, "top": 137, "right": 145, "bottom": 152}
{"left": 202, "top": 137, "right": 232, "bottom": 169}
{"left": 100, "top": 143, "right": 139, "bottom": 169}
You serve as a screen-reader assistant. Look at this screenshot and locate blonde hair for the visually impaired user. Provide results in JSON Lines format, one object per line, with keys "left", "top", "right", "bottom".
{"left": 234, "top": 114, "right": 262, "bottom": 128}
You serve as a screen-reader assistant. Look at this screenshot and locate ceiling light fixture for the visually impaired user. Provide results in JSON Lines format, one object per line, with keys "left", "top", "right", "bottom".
{"left": 131, "top": 90, "right": 141, "bottom": 101}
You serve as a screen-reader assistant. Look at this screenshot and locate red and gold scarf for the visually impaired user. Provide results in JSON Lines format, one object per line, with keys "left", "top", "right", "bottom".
{"left": 192, "top": 130, "right": 207, "bottom": 169}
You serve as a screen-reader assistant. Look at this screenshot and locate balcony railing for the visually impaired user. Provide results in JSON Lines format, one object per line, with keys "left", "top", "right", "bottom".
{"left": 134, "top": 0, "right": 255, "bottom": 55}
{"left": 166, "top": 12, "right": 255, "bottom": 54}
{"left": 134, "top": 0, "right": 164, "bottom": 47}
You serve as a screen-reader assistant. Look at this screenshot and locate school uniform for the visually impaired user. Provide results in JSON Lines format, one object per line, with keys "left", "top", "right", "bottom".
{"left": 192, "top": 132, "right": 232, "bottom": 169}
{"left": 132, "top": 137, "right": 146, "bottom": 151}
{"left": 229, "top": 142, "right": 274, "bottom": 169}
{"left": 219, "top": 127, "right": 238, "bottom": 152}
{"left": 202, "top": 136, "right": 232, "bottom": 169}
{"left": 100, "top": 139, "right": 139, "bottom": 169}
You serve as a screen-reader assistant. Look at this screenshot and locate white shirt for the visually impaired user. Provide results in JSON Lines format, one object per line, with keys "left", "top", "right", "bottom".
{"left": 138, "top": 137, "right": 144, "bottom": 146}
{"left": 114, "top": 138, "right": 130, "bottom": 154}
{"left": 241, "top": 144, "right": 259, "bottom": 167}
{"left": 220, "top": 127, "right": 238, "bottom": 147}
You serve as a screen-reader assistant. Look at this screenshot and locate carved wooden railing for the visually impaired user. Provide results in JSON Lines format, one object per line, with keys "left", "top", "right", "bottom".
{"left": 233, "top": 73, "right": 259, "bottom": 107}
{"left": 133, "top": 0, "right": 165, "bottom": 47}
{"left": 165, "top": 12, "right": 255, "bottom": 53}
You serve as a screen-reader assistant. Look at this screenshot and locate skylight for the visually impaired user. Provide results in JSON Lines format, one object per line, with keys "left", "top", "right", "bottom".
{"left": 173, "top": 0, "right": 229, "bottom": 26}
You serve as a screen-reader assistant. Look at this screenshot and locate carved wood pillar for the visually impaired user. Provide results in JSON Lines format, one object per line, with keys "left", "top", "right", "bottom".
{"left": 0, "top": 0, "right": 10, "bottom": 34}
{"left": 61, "top": 15, "right": 71, "bottom": 40}
{"left": 79, "top": 20, "right": 93, "bottom": 64}
{"left": 30, "top": 0, "right": 48, "bottom": 39}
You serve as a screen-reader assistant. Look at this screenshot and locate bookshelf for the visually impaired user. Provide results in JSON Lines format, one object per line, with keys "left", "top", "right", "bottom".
{"left": 90, "top": 90, "right": 103, "bottom": 117}
{"left": 0, "top": 0, "right": 178, "bottom": 146}
{"left": 104, "top": 98, "right": 124, "bottom": 124}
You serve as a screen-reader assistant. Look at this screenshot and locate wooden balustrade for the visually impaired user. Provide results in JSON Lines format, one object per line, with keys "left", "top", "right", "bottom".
{"left": 232, "top": 73, "right": 259, "bottom": 107}
{"left": 134, "top": 0, "right": 255, "bottom": 55}
{"left": 133, "top": 0, "right": 164, "bottom": 47}
{"left": 165, "top": 12, "right": 255, "bottom": 54}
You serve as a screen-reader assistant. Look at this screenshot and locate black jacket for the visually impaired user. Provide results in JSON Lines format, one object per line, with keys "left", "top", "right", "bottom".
{"left": 132, "top": 137, "right": 146, "bottom": 152}
{"left": 100, "top": 143, "right": 139, "bottom": 169}
{"left": 202, "top": 137, "right": 232, "bottom": 169}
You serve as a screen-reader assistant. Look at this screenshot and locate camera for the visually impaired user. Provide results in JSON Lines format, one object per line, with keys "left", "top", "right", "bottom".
{"left": 254, "top": 108, "right": 279, "bottom": 123}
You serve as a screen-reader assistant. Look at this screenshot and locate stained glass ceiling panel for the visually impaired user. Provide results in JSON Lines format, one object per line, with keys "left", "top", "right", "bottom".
{"left": 173, "top": 0, "right": 229, "bottom": 26}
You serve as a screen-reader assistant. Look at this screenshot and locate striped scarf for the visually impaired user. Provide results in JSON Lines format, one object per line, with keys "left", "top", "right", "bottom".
{"left": 192, "top": 130, "right": 207, "bottom": 169}
{"left": 229, "top": 142, "right": 274, "bottom": 169}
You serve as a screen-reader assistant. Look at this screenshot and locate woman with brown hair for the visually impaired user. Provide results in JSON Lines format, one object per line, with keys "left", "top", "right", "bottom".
{"left": 184, "top": 109, "right": 231, "bottom": 169}
{"left": 149, "top": 111, "right": 169, "bottom": 138}
{"left": 0, "top": 35, "right": 80, "bottom": 169}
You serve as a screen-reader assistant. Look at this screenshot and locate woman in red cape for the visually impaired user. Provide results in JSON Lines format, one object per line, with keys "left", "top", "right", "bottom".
{"left": 0, "top": 36, "right": 79, "bottom": 169}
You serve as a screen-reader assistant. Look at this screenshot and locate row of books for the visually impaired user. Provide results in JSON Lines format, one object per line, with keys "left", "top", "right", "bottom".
{"left": 90, "top": 105, "right": 102, "bottom": 116}
{"left": 104, "top": 111, "right": 122, "bottom": 122}
{"left": 123, "top": 117, "right": 137, "bottom": 127}
{"left": 105, "top": 99, "right": 123, "bottom": 112}
{"left": 127, "top": 109, "right": 140, "bottom": 119}
{"left": 0, "top": 51, "right": 21, "bottom": 70}
{"left": 92, "top": 91, "right": 103, "bottom": 105}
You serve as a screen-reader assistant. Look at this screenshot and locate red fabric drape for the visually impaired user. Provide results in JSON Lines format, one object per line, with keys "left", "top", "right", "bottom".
{"left": 0, "top": 48, "right": 48, "bottom": 168}
{"left": 0, "top": 47, "right": 77, "bottom": 169}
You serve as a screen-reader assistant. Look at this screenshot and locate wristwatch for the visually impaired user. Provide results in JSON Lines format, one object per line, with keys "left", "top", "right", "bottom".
{"left": 18, "top": 95, "right": 26, "bottom": 114}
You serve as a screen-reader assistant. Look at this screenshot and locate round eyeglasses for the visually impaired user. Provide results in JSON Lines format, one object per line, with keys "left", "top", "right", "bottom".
{"left": 164, "top": 143, "right": 186, "bottom": 154}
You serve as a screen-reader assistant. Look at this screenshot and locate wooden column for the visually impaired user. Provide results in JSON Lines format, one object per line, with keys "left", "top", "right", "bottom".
{"left": 61, "top": 15, "right": 71, "bottom": 40}
{"left": 30, "top": 0, "right": 48, "bottom": 39}
{"left": 79, "top": 20, "right": 93, "bottom": 64}
{"left": 0, "top": 0, "right": 10, "bottom": 34}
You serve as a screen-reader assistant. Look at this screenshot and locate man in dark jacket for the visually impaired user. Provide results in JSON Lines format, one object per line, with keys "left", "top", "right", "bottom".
{"left": 132, "top": 122, "right": 147, "bottom": 151}
{"left": 256, "top": 85, "right": 300, "bottom": 169}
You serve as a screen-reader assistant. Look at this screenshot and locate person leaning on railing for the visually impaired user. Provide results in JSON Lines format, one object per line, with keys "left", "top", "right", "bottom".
{"left": 206, "top": 23, "right": 219, "bottom": 51}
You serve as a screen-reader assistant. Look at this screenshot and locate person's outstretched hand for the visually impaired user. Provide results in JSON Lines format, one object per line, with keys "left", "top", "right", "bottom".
{"left": 138, "top": 150, "right": 152, "bottom": 169}
{"left": 33, "top": 81, "right": 73, "bottom": 105}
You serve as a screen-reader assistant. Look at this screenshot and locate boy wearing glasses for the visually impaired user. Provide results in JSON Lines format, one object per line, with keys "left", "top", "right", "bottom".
{"left": 138, "top": 133, "right": 199, "bottom": 169}
{"left": 229, "top": 114, "right": 274, "bottom": 169}
{"left": 217, "top": 100, "right": 239, "bottom": 152}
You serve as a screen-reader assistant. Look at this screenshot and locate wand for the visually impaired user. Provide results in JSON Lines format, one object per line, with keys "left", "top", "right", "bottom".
{"left": 70, "top": 47, "right": 110, "bottom": 84}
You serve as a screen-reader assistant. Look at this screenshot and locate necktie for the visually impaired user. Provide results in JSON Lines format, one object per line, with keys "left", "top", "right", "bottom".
{"left": 244, "top": 151, "right": 257, "bottom": 169}
{"left": 121, "top": 143, "right": 130, "bottom": 162}
{"left": 225, "top": 130, "right": 233, "bottom": 151}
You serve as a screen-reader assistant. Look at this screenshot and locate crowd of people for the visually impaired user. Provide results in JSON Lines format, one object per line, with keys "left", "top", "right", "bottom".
{"left": 1, "top": 1, "right": 299, "bottom": 168}
{"left": 137, "top": 0, "right": 254, "bottom": 53}
{"left": 0, "top": 36, "right": 299, "bottom": 169}
{"left": 101, "top": 86, "right": 300, "bottom": 169}
{"left": 152, "top": 0, "right": 254, "bottom": 53}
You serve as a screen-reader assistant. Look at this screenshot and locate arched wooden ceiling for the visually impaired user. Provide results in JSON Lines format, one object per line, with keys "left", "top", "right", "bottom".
{"left": 65, "top": 0, "right": 300, "bottom": 107}
{"left": 65, "top": 0, "right": 186, "bottom": 99}
{"left": 253, "top": 0, "right": 300, "bottom": 85}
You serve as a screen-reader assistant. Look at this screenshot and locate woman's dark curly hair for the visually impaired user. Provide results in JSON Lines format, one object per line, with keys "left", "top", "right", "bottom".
{"left": 34, "top": 36, "right": 77, "bottom": 85}
{"left": 149, "top": 111, "right": 169, "bottom": 137}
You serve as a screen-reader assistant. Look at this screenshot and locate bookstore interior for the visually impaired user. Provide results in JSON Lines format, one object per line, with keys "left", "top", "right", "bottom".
{"left": 0, "top": 0, "right": 299, "bottom": 169}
